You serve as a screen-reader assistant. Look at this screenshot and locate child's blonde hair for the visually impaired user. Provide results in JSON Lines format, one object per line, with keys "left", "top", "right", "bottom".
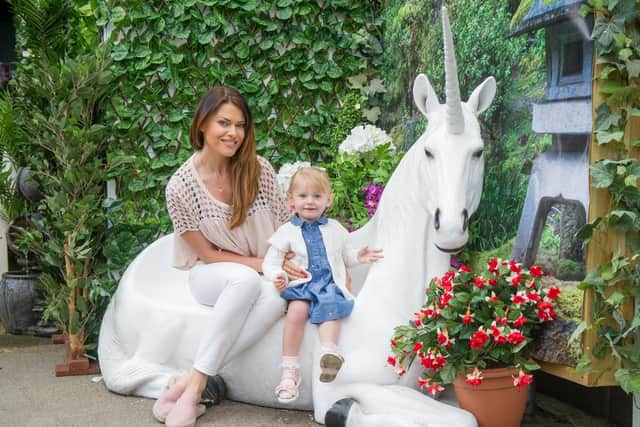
{"left": 287, "top": 167, "right": 332, "bottom": 197}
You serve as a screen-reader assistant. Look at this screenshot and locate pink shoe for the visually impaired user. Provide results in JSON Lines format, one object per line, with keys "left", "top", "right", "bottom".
{"left": 165, "top": 393, "right": 202, "bottom": 427}
{"left": 152, "top": 376, "right": 186, "bottom": 423}
{"left": 275, "top": 365, "right": 301, "bottom": 404}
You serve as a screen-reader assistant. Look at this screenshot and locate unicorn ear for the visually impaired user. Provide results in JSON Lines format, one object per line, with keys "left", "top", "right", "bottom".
{"left": 467, "top": 76, "right": 496, "bottom": 115}
{"left": 413, "top": 74, "right": 440, "bottom": 118}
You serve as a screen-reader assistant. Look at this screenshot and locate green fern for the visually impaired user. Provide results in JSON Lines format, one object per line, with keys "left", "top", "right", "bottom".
{"left": 0, "top": 91, "right": 24, "bottom": 222}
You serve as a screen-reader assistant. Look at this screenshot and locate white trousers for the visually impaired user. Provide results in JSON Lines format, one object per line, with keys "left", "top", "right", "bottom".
{"left": 188, "top": 262, "right": 285, "bottom": 376}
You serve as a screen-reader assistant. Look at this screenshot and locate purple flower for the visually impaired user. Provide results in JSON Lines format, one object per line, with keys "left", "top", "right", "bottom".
{"left": 450, "top": 256, "right": 463, "bottom": 269}
{"left": 363, "top": 183, "right": 385, "bottom": 217}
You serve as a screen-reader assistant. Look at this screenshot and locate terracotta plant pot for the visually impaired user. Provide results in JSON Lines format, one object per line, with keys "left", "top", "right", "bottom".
{"left": 453, "top": 367, "right": 528, "bottom": 427}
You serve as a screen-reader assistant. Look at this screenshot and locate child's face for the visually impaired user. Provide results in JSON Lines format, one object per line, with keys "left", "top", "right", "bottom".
{"left": 289, "top": 181, "right": 333, "bottom": 222}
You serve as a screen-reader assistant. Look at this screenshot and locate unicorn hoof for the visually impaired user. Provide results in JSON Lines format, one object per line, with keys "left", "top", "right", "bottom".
{"left": 201, "top": 374, "right": 226, "bottom": 408}
{"left": 325, "top": 398, "right": 355, "bottom": 427}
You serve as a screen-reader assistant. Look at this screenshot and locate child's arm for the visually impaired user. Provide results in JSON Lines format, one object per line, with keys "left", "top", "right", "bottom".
{"left": 262, "top": 245, "right": 289, "bottom": 291}
{"left": 356, "top": 245, "right": 384, "bottom": 264}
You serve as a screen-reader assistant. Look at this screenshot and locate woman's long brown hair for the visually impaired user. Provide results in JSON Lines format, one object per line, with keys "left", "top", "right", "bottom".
{"left": 189, "top": 86, "right": 261, "bottom": 229}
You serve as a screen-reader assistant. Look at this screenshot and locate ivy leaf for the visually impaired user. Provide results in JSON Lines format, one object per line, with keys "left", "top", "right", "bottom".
{"left": 615, "top": 369, "right": 640, "bottom": 394}
{"left": 111, "top": 6, "right": 126, "bottom": 23}
{"left": 575, "top": 355, "right": 592, "bottom": 373}
{"left": 595, "top": 103, "right": 620, "bottom": 131}
{"left": 592, "top": 15, "right": 625, "bottom": 48}
{"left": 591, "top": 161, "right": 616, "bottom": 188}
{"left": 569, "top": 321, "right": 588, "bottom": 344}
{"left": 596, "top": 130, "right": 624, "bottom": 145}
{"left": 607, "top": 210, "right": 637, "bottom": 230}
{"left": 626, "top": 60, "right": 640, "bottom": 78}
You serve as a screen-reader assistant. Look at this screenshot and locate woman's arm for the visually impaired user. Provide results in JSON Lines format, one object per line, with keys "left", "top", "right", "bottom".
{"left": 181, "top": 230, "right": 263, "bottom": 272}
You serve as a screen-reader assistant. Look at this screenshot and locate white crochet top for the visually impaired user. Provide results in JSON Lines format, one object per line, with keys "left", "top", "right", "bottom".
{"left": 166, "top": 154, "right": 290, "bottom": 269}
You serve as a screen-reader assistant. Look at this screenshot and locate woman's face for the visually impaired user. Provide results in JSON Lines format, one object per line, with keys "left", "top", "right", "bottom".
{"left": 200, "top": 102, "right": 246, "bottom": 158}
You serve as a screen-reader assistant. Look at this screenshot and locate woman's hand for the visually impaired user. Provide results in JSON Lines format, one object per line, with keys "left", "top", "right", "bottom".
{"left": 357, "top": 245, "right": 384, "bottom": 264}
{"left": 273, "top": 274, "right": 287, "bottom": 292}
{"left": 282, "top": 251, "right": 307, "bottom": 281}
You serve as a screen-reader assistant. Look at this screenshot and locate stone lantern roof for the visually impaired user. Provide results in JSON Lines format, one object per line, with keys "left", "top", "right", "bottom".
{"left": 510, "top": 0, "right": 586, "bottom": 36}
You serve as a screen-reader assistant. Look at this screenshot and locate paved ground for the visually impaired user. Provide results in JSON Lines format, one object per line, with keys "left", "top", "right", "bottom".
{"left": 0, "top": 329, "right": 619, "bottom": 427}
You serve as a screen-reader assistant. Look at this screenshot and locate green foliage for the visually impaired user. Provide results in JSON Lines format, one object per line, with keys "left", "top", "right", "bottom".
{"left": 97, "top": 0, "right": 384, "bottom": 292}
{"left": 381, "top": 0, "right": 547, "bottom": 251}
{"left": 575, "top": 0, "right": 640, "bottom": 394}
{"left": 0, "top": 91, "right": 25, "bottom": 223}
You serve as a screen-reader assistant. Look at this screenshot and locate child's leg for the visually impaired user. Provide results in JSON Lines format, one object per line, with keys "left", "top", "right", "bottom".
{"left": 283, "top": 300, "right": 310, "bottom": 356}
{"left": 276, "top": 300, "right": 309, "bottom": 403}
{"left": 317, "top": 320, "right": 344, "bottom": 383}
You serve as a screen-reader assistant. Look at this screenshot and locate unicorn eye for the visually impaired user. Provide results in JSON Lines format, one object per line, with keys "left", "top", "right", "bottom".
{"left": 472, "top": 148, "right": 484, "bottom": 159}
{"left": 424, "top": 149, "right": 434, "bottom": 159}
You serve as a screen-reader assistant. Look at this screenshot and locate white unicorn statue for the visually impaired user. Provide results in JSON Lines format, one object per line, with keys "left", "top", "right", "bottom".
{"left": 98, "top": 7, "right": 496, "bottom": 426}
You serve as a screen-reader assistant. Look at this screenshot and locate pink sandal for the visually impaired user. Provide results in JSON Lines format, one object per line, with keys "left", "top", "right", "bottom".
{"left": 152, "top": 376, "right": 185, "bottom": 423}
{"left": 275, "top": 365, "right": 301, "bottom": 404}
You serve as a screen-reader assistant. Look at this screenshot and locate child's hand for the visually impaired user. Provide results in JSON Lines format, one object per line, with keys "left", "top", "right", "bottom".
{"left": 273, "top": 274, "right": 287, "bottom": 292}
{"left": 357, "top": 245, "right": 384, "bottom": 264}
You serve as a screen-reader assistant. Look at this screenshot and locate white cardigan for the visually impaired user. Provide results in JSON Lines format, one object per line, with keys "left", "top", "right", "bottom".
{"left": 262, "top": 218, "right": 359, "bottom": 299}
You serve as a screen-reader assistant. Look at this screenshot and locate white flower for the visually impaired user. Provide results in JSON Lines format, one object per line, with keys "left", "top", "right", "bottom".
{"left": 338, "top": 124, "right": 394, "bottom": 156}
{"left": 22, "top": 49, "right": 32, "bottom": 58}
{"left": 276, "top": 161, "right": 311, "bottom": 194}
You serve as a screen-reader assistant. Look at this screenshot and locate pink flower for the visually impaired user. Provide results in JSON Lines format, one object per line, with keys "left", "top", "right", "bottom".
{"left": 529, "top": 265, "right": 543, "bottom": 278}
{"left": 513, "top": 369, "right": 534, "bottom": 388}
{"left": 470, "top": 328, "right": 489, "bottom": 349}
{"left": 507, "top": 329, "right": 525, "bottom": 345}
{"left": 546, "top": 287, "right": 560, "bottom": 300}
{"left": 465, "top": 367, "right": 483, "bottom": 386}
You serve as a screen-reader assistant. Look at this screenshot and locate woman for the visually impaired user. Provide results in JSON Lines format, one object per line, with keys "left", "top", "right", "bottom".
{"left": 156, "top": 86, "right": 304, "bottom": 427}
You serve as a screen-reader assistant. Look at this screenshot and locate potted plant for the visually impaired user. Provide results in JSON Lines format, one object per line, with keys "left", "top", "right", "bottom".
{"left": 389, "top": 259, "right": 560, "bottom": 427}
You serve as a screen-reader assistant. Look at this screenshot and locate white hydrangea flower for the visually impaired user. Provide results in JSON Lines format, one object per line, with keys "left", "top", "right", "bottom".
{"left": 276, "top": 161, "right": 311, "bottom": 194}
{"left": 338, "top": 124, "right": 394, "bottom": 156}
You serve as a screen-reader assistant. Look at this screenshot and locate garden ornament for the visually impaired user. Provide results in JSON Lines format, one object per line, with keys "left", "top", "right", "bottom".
{"left": 98, "top": 7, "right": 495, "bottom": 426}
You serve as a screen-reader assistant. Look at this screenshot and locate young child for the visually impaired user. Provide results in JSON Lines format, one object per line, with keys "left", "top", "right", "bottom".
{"left": 262, "top": 167, "right": 383, "bottom": 403}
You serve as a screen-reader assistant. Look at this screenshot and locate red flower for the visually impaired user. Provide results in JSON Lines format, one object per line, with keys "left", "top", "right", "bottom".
{"left": 513, "top": 314, "right": 527, "bottom": 327}
{"left": 465, "top": 367, "right": 483, "bottom": 386}
{"left": 418, "top": 377, "right": 429, "bottom": 388}
{"left": 413, "top": 342, "right": 423, "bottom": 353}
{"left": 439, "top": 292, "right": 453, "bottom": 308}
{"left": 459, "top": 265, "right": 471, "bottom": 273}
{"left": 546, "top": 287, "right": 560, "bottom": 300}
{"left": 509, "top": 260, "right": 522, "bottom": 273}
{"left": 488, "top": 258, "right": 499, "bottom": 274}
{"left": 510, "top": 273, "right": 523, "bottom": 286}
{"left": 473, "top": 276, "right": 485, "bottom": 289}
{"left": 526, "top": 290, "right": 541, "bottom": 302}
{"left": 507, "top": 329, "right": 525, "bottom": 345}
{"left": 513, "top": 369, "right": 534, "bottom": 388}
{"left": 488, "top": 278, "right": 498, "bottom": 286}
{"left": 387, "top": 356, "right": 396, "bottom": 367}
{"left": 470, "top": 328, "right": 489, "bottom": 349}
{"left": 396, "top": 367, "right": 407, "bottom": 376}
{"left": 426, "top": 382, "right": 444, "bottom": 396}
{"left": 390, "top": 339, "right": 397, "bottom": 347}
{"left": 460, "top": 313, "right": 474, "bottom": 324}
{"left": 511, "top": 291, "right": 527, "bottom": 307}
{"left": 537, "top": 301, "right": 557, "bottom": 321}
{"left": 421, "top": 306, "right": 440, "bottom": 319}
{"left": 437, "top": 329, "right": 453, "bottom": 348}
{"left": 485, "top": 291, "right": 499, "bottom": 303}
{"left": 529, "top": 265, "right": 543, "bottom": 278}
{"left": 495, "top": 315, "right": 508, "bottom": 326}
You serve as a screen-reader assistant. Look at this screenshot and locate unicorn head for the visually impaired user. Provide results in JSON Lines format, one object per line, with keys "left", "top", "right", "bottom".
{"left": 411, "top": 7, "right": 496, "bottom": 254}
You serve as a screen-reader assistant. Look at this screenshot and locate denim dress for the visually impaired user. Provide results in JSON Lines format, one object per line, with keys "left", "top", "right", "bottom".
{"left": 280, "top": 215, "right": 354, "bottom": 324}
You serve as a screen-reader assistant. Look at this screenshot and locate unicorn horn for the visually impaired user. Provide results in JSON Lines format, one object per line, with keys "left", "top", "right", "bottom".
{"left": 442, "top": 7, "right": 464, "bottom": 134}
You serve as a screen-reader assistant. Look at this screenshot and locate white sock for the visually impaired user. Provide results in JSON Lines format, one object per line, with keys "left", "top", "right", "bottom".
{"left": 320, "top": 341, "right": 338, "bottom": 354}
{"left": 282, "top": 356, "right": 299, "bottom": 369}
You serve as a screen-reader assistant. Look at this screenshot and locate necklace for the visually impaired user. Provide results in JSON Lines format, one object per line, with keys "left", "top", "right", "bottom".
{"left": 212, "top": 170, "right": 227, "bottom": 192}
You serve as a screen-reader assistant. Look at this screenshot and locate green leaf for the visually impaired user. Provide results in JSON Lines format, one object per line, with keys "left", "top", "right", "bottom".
{"left": 575, "top": 355, "right": 592, "bottom": 373}
{"left": 439, "top": 363, "right": 457, "bottom": 384}
{"left": 607, "top": 210, "right": 637, "bottom": 230}
{"left": 605, "top": 291, "right": 625, "bottom": 307}
{"left": 591, "top": 161, "right": 616, "bottom": 188}
{"left": 111, "top": 6, "right": 126, "bottom": 23}
{"left": 596, "top": 130, "right": 624, "bottom": 145}
{"left": 615, "top": 369, "right": 640, "bottom": 394}
{"left": 76, "top": 295, "right": 88, "bottom": 313}
{"left": 276, "top": 8, "right": 292, "bottom": 20}
{"left": 626, "top": 60, "right": 640, "bottom": 78}
{"left": 595, "top": 104, "right": 620, "bottom": 131}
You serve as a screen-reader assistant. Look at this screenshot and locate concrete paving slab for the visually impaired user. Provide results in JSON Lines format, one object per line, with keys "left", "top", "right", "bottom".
{"left": 0, "top": 333, "right": 618, "bottom": 427}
